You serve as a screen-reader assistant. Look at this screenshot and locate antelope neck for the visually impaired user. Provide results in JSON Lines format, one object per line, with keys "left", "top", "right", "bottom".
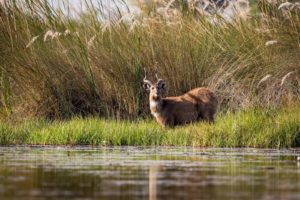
{"left": 149, "top": 96, "right": 162, "bottom": 113}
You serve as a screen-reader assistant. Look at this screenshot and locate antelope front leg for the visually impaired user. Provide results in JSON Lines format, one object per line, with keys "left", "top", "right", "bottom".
{"left": 159, "top": 116, "right": 175, "bottom": 128}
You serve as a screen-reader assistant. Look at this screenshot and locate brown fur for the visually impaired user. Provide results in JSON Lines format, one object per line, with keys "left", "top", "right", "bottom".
{"left": 150, "top": 87, "right": 218, "bottom": 127}
{"left": 143, "top": 73, "right": 218, "bottom": 127}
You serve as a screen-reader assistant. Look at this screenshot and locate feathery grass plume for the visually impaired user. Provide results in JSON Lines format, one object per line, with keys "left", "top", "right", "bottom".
{"left": 44, "top": 30, "right": 54, "bottom": 41}
{"left": 258, "top": 74, "right": 272, "bottom": 86}
{"left": 278, "top": 2, "right": 293, "bottom": 10}
{"left": 280, "top": 71, "right": 294, "bottom": 86}
{"left": 64, "top": 29, "right": 71, "bottom": 36}
{"left": 26, "top": 35, "right": 39, "bottom": 48}
{"left": 52, "top": 32, "right": 61, "bottom": 39}
{"left": 265, "top": 40, "right": 277, "bottom": 46}
{"left": 191, "top": 0, "right": 250, "bottom": 23}
{"left": 293, "top": 3, "right": 300, "bottom": 9}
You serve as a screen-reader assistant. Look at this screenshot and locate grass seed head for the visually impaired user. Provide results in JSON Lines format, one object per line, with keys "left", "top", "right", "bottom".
{"left": 280, "top": 71, "right": 294, "bottom": 86}
{"left": 258, "top": 74, "right": 272, "bottom": 86}
{"left": 64, "top": 29, "right": 71, "bottom": 36}
{"left": 265, "top": 40, "right": 278, "bottom": 46}
{"left": 44, "top": 30, "right": 54, "bottom": 42}
{"left": 26, "top": 35, "right": 39, "bottom": 48}
{"left": 278, "top": 2, "right": 293, "bottom": 10}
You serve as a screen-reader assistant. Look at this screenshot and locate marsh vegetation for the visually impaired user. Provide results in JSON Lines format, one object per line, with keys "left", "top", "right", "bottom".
{"left": 0, "top": 0, "right": 299, "bottom": 147}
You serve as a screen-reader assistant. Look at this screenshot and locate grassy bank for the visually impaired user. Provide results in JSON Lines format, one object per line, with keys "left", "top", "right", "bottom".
{"left": 1, "top": 105, "right": 299, "bottom": 148}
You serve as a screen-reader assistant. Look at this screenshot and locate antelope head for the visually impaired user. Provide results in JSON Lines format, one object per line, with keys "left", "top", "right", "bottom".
{"left": 143, "top": 71, "right": 166, "bottom": 101}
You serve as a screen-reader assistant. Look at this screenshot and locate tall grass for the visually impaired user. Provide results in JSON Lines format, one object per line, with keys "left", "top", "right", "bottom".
{"left": 0, "top": 0, "right": 299, "bottom": 120}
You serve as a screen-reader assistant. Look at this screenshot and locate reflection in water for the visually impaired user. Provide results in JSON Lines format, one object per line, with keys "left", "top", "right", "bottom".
{"left": 149, "top": 165, "right": 160, "bottom": 200}
{"left": 0, "top": 147, "right": 300, "bottom": 200}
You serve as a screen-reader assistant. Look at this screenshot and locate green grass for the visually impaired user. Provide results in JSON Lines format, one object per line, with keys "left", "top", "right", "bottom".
{"left": 1, "top": 105, "right": 299, "bottom": 148}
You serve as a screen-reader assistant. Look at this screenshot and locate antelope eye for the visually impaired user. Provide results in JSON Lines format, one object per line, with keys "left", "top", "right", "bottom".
{"left": 151, "top": 87, "right": 154, "bottom": 90}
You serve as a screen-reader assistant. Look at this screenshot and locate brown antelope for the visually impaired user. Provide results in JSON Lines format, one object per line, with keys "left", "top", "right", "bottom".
{"left": 143, "top": 72, "right": 218, "bottom": 127}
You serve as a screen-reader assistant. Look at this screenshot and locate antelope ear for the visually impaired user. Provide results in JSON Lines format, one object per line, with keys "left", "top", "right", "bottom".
{"left": 143, "top": 83, "right": 151, "bottom": 91}
{"left": 157, "top": 80, "right": 166, "bottom": 89}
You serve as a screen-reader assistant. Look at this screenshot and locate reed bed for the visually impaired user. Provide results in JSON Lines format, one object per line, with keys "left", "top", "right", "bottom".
{"left": 0, "top": 0, "right": 299, "bottom": 121}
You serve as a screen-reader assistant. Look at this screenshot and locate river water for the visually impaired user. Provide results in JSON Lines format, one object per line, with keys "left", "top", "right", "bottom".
{"left": 0, "top": 146, "right": 300, "bottom": 200}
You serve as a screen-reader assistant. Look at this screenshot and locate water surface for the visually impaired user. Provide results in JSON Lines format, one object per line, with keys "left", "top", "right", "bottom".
{"left": 0, "top": 146, "right": 300, "bottom": 200}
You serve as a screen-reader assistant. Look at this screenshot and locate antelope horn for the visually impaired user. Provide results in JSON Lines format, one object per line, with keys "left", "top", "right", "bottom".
{"left": 155, "top": 73, "right": 164, "bottom": 84}
{"left": 143, "top": 68, "right": 152, "bottom": 85}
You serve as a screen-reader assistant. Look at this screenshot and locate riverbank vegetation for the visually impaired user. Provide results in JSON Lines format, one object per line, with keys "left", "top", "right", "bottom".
{"left": 0, "top": 0, "right": 300, "bottom": 147}
{"left": 1, "top": 105, "right": 299, "bottom": 148}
